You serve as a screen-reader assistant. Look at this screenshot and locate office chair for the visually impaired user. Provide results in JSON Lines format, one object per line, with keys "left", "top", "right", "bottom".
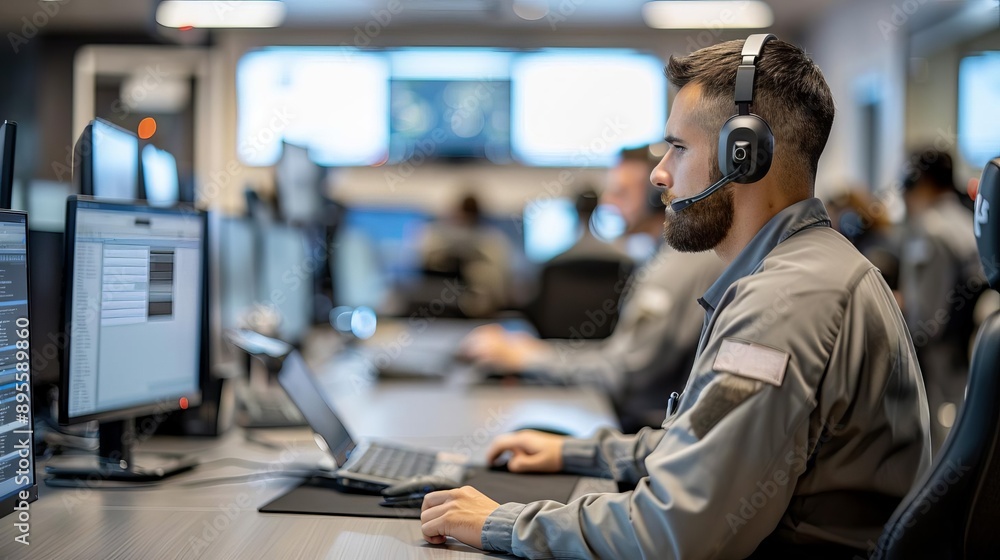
{"left": 872, "top": 159, "right": 1000, "bottom": 559}
{"left": 529, "top": 258, "right": 634, "bottom": 339}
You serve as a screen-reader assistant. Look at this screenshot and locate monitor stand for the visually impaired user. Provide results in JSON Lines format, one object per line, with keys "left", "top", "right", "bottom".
{"left": 45, "top": 418, "right": 198, "bottom": 482}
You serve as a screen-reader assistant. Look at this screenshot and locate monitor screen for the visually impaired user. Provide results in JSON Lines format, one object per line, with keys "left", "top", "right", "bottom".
{"left": 0, "top": 211, "right": 37, "bottom": 516}
{"left": 523, "top": 198, "right": 579, "bottom": 262}
{"left": 62, "top": 199, "right": 204, "bottom": 423}
{"left": 959, "top": 52, "right": 1000, "bottom": 169}
{"left": 389, "top": 79, "right": 511, "bottom": 162}
{"left": 141, "top": 144, "right": 180, "bottom": 207}
{"left": 218, "top": 217, "right": 257, "bottom": 331}
{"left": 257, "top": 223, "right": 311, "bottom": 343}
{"left": 88, "top": 119, "right": 140, "bottom": 200}
{"left": 274, "top": 143, "right": 324, "bottom": 223}
{"left": 73, "top": 119, "right": 139, "bottom": 200}
{"left": 237, "top": 47, "right": 390, "bottom": 167}
{"left": 511, "top": 49, "right": 667, "bottom": 167}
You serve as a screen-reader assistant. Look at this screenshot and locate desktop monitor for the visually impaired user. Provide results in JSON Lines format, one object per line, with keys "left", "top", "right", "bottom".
{"left": 25, "top": 181, "right": 73, "bottom": 395}
{"left": 1, "top": 121, "right": 16, "bottom": 210}
{"left": 257, "top": 223, "right": 312, "bottom": 343}
{"left": 522, "top": 198, "right": 579, "bottom": 262}
{"left": 218, "top": 216, "right": 257, "bottom": 332}
{"left": 0, "top": 210, "right": 37, "bottom": 519}
{"left": 141, "top": 144, "right": 180, "bottom": 207}
{"left": 274, "top": 142, "right": 325, "bottom": 224}
{"left": 52, "top": 197, "right": 205, "bottom": 481}
{"left": 73, "top": 118, "right": 141, "bottom": 200}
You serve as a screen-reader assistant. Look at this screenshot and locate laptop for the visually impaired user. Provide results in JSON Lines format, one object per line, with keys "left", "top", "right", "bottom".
{"left": 275, "top": 348, "right": 468, "bottom": 493}
{"left": 225, "top": 329, "right": 467, "bottom": 492}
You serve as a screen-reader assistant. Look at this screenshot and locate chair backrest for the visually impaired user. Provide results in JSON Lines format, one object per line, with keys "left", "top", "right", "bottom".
{"left": 874, "top": 157, "right": 1000, "bottom": 559}
{"left": 530, "top": 258, "right": 633, "bottom": 340}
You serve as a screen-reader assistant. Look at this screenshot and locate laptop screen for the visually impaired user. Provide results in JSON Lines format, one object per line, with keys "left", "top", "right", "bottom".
{"left": 277, "top": 352, "right": 356, "bottom": 467}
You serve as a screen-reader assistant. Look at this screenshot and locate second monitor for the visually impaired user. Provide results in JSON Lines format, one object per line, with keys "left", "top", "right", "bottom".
{"left": 50, "top": 197, "right": 206, "bottom": 481}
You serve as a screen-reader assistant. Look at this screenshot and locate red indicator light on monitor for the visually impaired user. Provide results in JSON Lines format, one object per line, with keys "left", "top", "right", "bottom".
{"left": 179, "top": 397, "right": 189, "bottom": 410}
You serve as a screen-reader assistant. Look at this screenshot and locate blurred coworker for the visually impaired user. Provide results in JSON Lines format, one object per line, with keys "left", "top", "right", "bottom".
{"left": 424, "top": 37, "right": 930, "bottom": 558}
{"left": 420, "top": 192, "right": 511, "bottom": 317}
{"left": 462, "top": 146, "right": 725, "bottom": 432}
{"left": 548, "top": 188, "right": 632, "bottom": 264}
{"left": 899, "top": 149, "right": 984, "bottom": 449}
{"left": 826, "top": 188, "right": 903, "bottom": 289}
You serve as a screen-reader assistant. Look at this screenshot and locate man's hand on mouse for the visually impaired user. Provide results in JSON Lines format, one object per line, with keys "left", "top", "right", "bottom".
{"left": 419, "top": 430, "right": 567, "bottom": 546}
{"left": 460, "top": 325, "right": 549, "bottom": 372}
{"left": 485, "top": 430, "right": 566, "bottom": 473}
{"left": 420, "top": 485, "right": 500, "bottom": 547}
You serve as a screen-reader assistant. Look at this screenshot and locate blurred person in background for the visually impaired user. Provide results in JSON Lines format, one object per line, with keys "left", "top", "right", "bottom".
{"left": 826, "top": 187, "right": 903, "bottom": 290}
{"left": 420, "top": 191, "right": 512, "bottom": 317}
{"left": 898, "top": 148, "right": 985, "bottom": 449}
{"left": 462, "top": 145, "right": 724, "bottom": 431}
{"left": 548, "top": 187, "right": 633, "bottom": 264}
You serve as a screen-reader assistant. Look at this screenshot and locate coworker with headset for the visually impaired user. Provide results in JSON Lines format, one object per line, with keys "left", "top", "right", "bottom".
{"left": 421, "top": 35, "right": 931, "bottom": 558}
{"left": 462, "top": 145, "right": 725, "bottom": 432}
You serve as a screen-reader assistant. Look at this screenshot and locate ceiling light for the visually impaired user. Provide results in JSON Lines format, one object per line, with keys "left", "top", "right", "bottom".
{"left": 642, "top": 1, "right": 774, "bottom": 29}
{"left": 156, "top": 1, "right": 286, "bottom": 29}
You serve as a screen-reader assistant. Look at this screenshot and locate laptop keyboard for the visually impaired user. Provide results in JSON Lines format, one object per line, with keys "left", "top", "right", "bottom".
{"left": 348, "top": 443, "right": 437, "bottom": 481}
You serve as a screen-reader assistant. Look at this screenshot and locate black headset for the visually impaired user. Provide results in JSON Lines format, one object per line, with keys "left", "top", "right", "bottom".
{"left": 720, "top": 33, "right": 775, "bottom": 182}
{"left": 670, "top": 34, "right": 777, "bottom": 212}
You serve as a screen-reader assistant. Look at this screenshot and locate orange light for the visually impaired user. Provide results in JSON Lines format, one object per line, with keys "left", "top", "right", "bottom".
{"left": 138, "top": 117, "right": 157, "bottom": 140}
{"left": 179, "top": 397, "right": 189, "bottom": 410}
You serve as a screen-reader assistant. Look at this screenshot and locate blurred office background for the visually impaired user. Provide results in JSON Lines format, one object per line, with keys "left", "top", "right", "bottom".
{"left": 1, "top": 0, "right": 999, "bottom": 434}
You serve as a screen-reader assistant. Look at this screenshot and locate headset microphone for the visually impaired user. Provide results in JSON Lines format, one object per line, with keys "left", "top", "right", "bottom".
{"left": 669, "top": 165, "right": 748, "bottom": 213}
{"left": 669, "top": 142, "right": 751, "bottom": 213}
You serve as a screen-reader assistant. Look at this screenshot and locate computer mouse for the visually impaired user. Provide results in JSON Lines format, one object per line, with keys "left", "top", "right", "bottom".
{"left": 380, "top": 475, "right": 459, "bottom": 497}
{"left": 490, "top": 450, "right": 513, "bottom": 471}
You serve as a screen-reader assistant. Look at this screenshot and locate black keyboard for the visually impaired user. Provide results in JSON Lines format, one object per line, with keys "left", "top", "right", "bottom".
{"left": 347, "top": 443, "right": 437, "bottom": 481}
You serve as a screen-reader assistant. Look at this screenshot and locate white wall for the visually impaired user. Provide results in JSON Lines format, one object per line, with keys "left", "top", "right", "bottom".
{"left": 804, "top": 0, "right": 909, "bottom": 198}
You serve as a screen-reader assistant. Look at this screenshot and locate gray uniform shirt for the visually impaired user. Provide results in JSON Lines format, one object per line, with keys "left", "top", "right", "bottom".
{"left": 481, "top": 198, "right": 932, "bottom": 559}
{"left": 524, "top": 244, "right": 725, "bottom": 431}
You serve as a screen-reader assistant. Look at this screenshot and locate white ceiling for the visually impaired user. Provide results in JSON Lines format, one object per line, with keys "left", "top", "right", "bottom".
{"left": 0, "top": 0, "right": 844, "bottom": 34}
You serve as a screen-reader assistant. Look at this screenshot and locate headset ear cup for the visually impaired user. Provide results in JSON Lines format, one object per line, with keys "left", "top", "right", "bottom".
{"left": 718, "top": 114, "right": 774, "bottom": 183}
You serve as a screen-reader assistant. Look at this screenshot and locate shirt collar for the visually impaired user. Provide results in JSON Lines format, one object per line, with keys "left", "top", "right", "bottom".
{"left": 698, "top": 197, "right": 832, "bottom": 312}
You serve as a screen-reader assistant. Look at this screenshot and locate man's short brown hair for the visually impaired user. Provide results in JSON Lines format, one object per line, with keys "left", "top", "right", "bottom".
{"left": 666, "top": 39, "right": 835, "bottom": 181}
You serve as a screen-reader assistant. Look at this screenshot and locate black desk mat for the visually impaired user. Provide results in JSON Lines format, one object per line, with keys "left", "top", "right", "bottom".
{"left": 259, "top": 468, "right": 581, "bottom": 519}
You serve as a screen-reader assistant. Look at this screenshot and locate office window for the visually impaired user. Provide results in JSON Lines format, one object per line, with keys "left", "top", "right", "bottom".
{"left": 511, "top": 50, "right": 667, "bottom": 167}
{"left": 959, "top": 52, "right": 1000, "bottom": 169}
{"left": 237, "top": 48, "right": 390, "bottom": 167}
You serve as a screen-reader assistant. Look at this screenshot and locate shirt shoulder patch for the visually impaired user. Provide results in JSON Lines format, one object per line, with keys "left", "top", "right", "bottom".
{"left": 713, "top": 338, "right": 789, "bottom": 386}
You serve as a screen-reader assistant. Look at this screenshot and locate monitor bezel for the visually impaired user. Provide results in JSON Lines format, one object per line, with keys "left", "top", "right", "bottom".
{"left": 1, "top": 121, "right": 16, "bottom": 210}
{"left": 59, "top": 195, "right": 205, "bottom": 426}
{"left": 0, "top": 209, "right": 38, "bottom": 516}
